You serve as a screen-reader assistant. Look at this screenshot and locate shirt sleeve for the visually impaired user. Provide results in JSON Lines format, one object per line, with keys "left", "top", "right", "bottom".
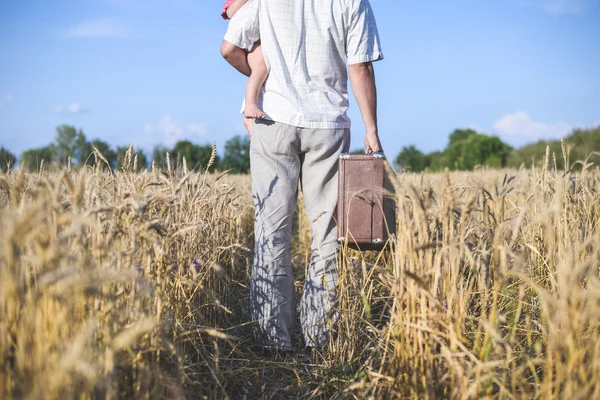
{"left": 346, "top": 0, "right": 383, "bottom": 65}
{"left": 223, "top": 0, "right": 260, "bottom": 52}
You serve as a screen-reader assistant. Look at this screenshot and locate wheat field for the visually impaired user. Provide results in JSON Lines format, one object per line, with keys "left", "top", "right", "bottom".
{"left": 1, "top": 149, "right": 600, "bottom": 399}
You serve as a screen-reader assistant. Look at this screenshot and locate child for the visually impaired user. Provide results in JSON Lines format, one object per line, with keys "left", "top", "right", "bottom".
{"left": 222, "top": 0, "right": 267, "bottom": 135}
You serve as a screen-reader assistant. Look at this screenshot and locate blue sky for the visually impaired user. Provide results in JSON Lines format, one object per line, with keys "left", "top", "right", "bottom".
{"left": 1, "top": 0, "right": 599, "bottom": 160}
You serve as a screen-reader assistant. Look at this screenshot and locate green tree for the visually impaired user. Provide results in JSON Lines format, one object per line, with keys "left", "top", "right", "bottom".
{"left": 55, "top": 125, "right": 86, "bottom": 165}
{"left": 172, "top": 140, "right": 195, "bottom": 168}
{"left": 437, "top": 129, "right": 512, "bottom": 170}
{"left": 448, "top": 129, "right": 477, "bottom": 146}
{"left": 171, "top": 140, "right": 219, "bottom": 171}
{"left": 508, "top": 125, "right": 600, "bottom": 170}
{"left": 426, "top": 151, "right": 444, "bottom": 171}
{"left": 0, "top": 147, "right": 16, "bottom": 170}
{"left": 222, "top": 135, "right": 250, "bottom": 174}
{"left": 439, "top": 129, "right": 478, "bottom": 170}
{"left": 20, "top": 145, "right": 57, "bottom": 171}
{"left": 152, "top": 145, "right": 170, "bottom": 169}
{"left": 137, "top": 150, "right": 148, "bottom": 170}
{"left": 459, "top": 134, "right": 512, "bottom": 170}
{"left": 395, "top": 145, "right": 427, "bottom": 172}
{"left": 80, "top": 139, "right": 117, "bottom": 169}
{"left": 193, "top": 144, "right": 219, "bottom": 172}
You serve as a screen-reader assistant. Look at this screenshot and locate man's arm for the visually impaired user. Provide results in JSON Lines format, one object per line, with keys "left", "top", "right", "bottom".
{"left": 349, "top": 61, "right": 382, "bottom": 153}
{"left": 220, "top": 40, "right": 251, "bottom": 77}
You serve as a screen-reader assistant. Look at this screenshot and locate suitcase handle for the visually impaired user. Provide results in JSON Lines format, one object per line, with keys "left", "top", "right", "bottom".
{"left": 366, "top": 149, "right": 386, "bottom": 159}
{"left": 339, "top": 152, "right": 386, "bottom": 160}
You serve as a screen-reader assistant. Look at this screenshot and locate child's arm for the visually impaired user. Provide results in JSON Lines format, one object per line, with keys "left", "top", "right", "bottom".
{"left": 226, "top": 0, "right": 249, "bottom": 19}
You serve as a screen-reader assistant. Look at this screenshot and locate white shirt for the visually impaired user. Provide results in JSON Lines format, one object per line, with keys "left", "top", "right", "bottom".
{"left": 224, "top": 0, "right": 383, "bottom": 129}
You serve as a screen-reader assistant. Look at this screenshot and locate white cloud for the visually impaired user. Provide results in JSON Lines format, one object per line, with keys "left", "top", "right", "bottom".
{"left": 493, "top": 112, "right": 574, "bottom": 145}
{"left": 53, "top": 103, "right": 89, "bottom": 115}
{"left": 144, "top": 115, "right": 206, "bottom": 147}
{"left": 0, "top": 94, "right": 12, "bottom": 108}
{"left": 64, "top": 18, "right": 128, "bottom": 38}
{"left": 517, "top": 0, "right": 587, "bottom": 14}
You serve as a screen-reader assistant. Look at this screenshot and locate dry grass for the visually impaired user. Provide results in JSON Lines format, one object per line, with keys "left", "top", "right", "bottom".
{"left": 1, "top": 155, "right": 600, "bottom": 399}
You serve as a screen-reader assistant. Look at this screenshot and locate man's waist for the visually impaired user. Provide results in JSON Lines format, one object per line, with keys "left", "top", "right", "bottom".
{"left": 260, "top": 91, "right": 351, "bottom": 129}
{"left": 261, "top": 108, "right": 352, "bottom": 130}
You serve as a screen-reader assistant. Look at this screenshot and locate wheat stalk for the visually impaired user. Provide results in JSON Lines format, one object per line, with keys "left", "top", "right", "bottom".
{"left": 561, "top": 138, "right": 568, "bottom": 171}
{"left": 1, "top": 165, "right": 599, "bottom": 399}
{"left": 123, "top": 145, "right": 133, "bottom": 172}
{"left": 91, "top": 143, "right": 114, "bottom": 175}
{"left": 203, "top": 142, "right": 217, "bottom": 183}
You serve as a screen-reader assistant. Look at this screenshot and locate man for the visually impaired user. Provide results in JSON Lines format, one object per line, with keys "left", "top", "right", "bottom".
{"left": 221, "top": 0, "right": 383, "bottom": 351}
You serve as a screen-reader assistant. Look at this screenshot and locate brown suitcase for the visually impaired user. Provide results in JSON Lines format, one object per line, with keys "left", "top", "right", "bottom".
{"left": 337, "top": 152, "right": 396, "bottom": 251}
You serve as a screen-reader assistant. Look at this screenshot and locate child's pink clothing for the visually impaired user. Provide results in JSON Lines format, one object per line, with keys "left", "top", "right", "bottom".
{"left": 222, "top": 0, "right": 235, "bottom": 20}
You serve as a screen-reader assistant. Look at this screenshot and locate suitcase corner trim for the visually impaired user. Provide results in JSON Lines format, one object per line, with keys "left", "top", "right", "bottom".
{"left": 339, "top": 152, "right": 386, "bottom": 160}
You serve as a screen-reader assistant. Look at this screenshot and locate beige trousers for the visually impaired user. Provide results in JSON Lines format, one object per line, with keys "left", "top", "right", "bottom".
{"left": 249, "top": 119, "right": 350, "bottom": 350}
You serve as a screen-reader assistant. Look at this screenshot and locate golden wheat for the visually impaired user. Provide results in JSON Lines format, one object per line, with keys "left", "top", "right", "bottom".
{"left": 1, "top": 158, "right": 599, "bottom": 399}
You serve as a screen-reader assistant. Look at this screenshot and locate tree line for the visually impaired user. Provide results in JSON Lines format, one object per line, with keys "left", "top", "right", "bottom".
{"left": 1, "top": 124, "right": 599, "bottom": 173}
{"left": 394, "top": 125, "right": 600, "bottom": 172}
{"left": 0, "top": 125, "right": 251, "bottom": 173}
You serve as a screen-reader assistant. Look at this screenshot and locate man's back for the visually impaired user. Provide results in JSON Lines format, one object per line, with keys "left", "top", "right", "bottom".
{"left": 258, "top": 0, "right": 382, "bottom": 129}
{"left": 221, "top": 0, "right": 383, "bottom": 351}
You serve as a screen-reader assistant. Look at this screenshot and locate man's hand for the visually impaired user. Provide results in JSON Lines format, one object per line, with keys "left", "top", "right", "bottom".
{"left": 364, "top": 131, "right": 382, "bottom": 154}
{"left": 349, "top": 61, "right": 382, "bottom": 154}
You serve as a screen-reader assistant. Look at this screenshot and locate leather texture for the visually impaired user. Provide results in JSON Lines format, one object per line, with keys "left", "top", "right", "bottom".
{"left": 337, "top": 154, "right": 396, "bottom": 251}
